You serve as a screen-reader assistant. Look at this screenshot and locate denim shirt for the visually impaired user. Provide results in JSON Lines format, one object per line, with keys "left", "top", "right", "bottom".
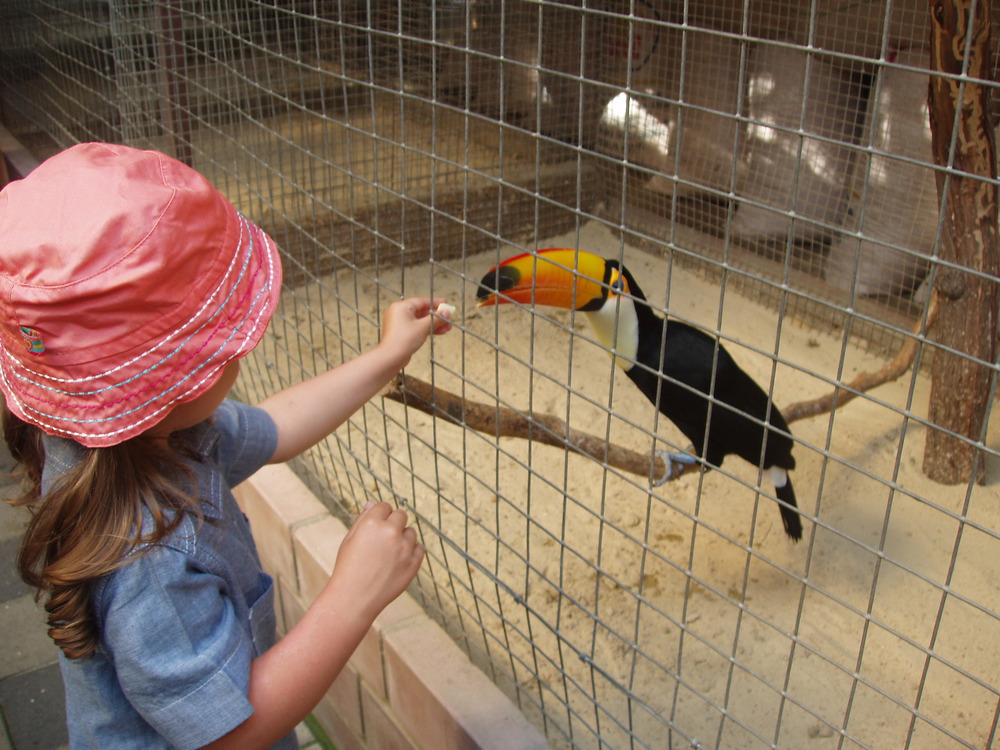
{"left": 43, "top": 400, "right": 297, "bottom": 750}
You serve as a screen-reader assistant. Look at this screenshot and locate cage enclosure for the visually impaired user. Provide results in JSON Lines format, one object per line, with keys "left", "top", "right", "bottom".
{"left": 1, "top": 1, "right": 999, "bottom": 748}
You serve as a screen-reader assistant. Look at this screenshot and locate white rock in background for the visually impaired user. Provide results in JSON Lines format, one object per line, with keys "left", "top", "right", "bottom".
{"left": 825, "top": 48, "right": 937, "bottom": 297}
{"left": 596, "top": 28, "right": 745, "bottom": 200}
{"left": 732, "top": 44, "right": 863, "bottom": 243}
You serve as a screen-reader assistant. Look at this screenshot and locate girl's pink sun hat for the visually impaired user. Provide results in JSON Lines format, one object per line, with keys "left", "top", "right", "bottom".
{"left": 0, "top": 142, "right": 282, "bottom": 447}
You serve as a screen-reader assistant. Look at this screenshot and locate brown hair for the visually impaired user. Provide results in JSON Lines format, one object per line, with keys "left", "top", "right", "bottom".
{"left": 3, "top": 406, "right": 203, "bottom": 661}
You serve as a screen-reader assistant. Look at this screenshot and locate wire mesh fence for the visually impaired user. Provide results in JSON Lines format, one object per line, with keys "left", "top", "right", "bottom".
{"left": 2, "top": 1, "right": 999, "bottom": 748}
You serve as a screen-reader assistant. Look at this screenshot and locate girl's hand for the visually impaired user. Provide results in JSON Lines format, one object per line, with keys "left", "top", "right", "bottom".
{"left": 212, "top": 501, "right": 424, "bottom": 748}
{"left": 261, "top": 297, "right": 453, "bottom": 464}
{"left": 378, "top": 297, "right": 453, "bottom": 369}
{"left": 326, "top": 502, "right": 424, "bottom": 621}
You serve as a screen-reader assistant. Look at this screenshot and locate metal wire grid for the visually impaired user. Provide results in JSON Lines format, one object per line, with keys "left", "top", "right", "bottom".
{"left": 2, "top": 1, "right": 1000, "bottom": 748}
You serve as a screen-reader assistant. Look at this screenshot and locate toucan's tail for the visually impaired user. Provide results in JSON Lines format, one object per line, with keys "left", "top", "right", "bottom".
{"left": 775, "top": 477, "right": 802, "bottom": 542}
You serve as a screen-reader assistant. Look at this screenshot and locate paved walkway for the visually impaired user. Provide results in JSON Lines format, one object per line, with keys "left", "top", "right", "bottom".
{"left": 0, "top": 447, "right": 66, "bottom": 750}
{"left": 0, "top": 446, "right": 330, "bottom": 749}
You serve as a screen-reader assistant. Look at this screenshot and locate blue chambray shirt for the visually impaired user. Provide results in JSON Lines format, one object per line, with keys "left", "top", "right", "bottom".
{"left": 42, "top": 400, "right": 297, "bottom": 750}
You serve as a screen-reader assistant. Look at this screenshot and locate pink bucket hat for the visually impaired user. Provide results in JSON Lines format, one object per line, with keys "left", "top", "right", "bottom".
{"left": 0, "top": 142, "right": 282, "bottom": 447}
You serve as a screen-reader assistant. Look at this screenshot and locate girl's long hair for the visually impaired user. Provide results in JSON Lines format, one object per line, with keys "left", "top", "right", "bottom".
{"left": 3, "top": 406, "right": 203, "bottom": 661}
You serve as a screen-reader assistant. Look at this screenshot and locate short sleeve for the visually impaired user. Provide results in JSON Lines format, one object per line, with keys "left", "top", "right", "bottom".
{"left": 95, "top": 543, "right": 255, "bottom": 749}
{"left": 212, "top": 399, "right": 279, "bottom": 486}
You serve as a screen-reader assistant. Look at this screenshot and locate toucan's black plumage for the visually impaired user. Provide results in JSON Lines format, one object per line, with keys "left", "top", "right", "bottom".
{"left": 477, "top": 249, "right": 803, "bottom": 542}
{"left": 611, "top": 262, "right": 801, "bottom": 541}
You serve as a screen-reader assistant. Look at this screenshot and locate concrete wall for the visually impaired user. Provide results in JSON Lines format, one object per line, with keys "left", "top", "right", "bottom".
{"left": 233, "top": 464, "right": 550, "bottom": 750}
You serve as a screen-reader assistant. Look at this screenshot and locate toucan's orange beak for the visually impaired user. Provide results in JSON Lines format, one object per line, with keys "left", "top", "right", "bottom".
{"left": 476, "top": 249, "right": 609, "bottom": 311}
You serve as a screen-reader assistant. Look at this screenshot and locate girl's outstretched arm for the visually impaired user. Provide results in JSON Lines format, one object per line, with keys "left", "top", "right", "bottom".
{"left": 259, "top": 297, "right": 452, "bottom": 463}
{"left": 202, "top": 501, "right": 424, "bottom": 750}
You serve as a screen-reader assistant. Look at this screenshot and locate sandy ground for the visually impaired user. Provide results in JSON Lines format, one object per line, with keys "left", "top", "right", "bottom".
{"left": 246, "top": 221, "right": 1000, "bottom": 749}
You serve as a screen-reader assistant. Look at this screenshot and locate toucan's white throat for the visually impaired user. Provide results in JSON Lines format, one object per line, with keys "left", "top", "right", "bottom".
{"left": 585, "top": 296, "right": 639, "bottom": 370}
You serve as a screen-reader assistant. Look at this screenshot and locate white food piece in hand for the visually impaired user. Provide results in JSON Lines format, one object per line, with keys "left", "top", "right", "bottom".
{"left": 436, "top": 302, "right": 456, "bottom": 317}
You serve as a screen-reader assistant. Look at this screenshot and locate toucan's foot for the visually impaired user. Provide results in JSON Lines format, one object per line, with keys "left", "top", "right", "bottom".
{"left": 653, "top": 450, "right": 699, "bottom": 486}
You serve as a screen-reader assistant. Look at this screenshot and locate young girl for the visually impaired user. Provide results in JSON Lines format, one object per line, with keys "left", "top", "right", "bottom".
{"left": 0, "top": 142, "right": 453, "bottom": 749}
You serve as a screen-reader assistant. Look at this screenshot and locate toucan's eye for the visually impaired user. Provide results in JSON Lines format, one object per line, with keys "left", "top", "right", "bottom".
{"left": 610, "top": 278, "right": 626, "bottom": 295}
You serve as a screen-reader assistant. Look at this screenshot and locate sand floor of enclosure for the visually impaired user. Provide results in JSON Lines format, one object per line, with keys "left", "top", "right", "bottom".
{"left": 244, "top": 221, "right": 1000, "bottom": 750}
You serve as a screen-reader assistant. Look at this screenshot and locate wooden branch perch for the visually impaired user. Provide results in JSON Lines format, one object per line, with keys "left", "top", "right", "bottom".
{"left": 384, "top": 297, "right": 937, "bottom": 483}
{"left": 382, "top": 373, "right": 686, "bottom": 484}
{"left": 782, "top": 292, "right": 939, "bottom": 424}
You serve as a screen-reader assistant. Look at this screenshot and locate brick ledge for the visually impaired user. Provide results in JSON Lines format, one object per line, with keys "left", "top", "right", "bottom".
{"left": 234, "top": 463, "right": 549, "bottom": 750}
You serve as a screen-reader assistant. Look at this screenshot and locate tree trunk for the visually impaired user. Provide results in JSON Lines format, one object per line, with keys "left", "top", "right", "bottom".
{"left": 924, "top": 0, "right": 1000, "bottom": 484}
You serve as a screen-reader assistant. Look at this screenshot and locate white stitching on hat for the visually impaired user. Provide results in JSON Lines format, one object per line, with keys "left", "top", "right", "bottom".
{"left": 0, "top": 215, "right": 278, "bottom": 438}
{"left": 2, "top": 292, "right": 274, "bottom": 439}
{"left": 2, "top": 216, "right": 272, "bottom": 408}
{"left": 4, "top": 214, "right": 254, "bottom": 388}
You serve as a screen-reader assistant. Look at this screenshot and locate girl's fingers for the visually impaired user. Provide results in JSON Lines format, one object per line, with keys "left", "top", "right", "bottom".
{"left": 398, "top": 297, "right": 448, "bottom": 318}
{"left": 359, "top": 500, "right": 389, "bottom": 519}
{"left": 386, "top": 507, "right": 410, "bottom": 529}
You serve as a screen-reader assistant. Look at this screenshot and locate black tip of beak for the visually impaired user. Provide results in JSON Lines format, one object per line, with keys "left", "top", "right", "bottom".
{"left": 476, "top": 264, "right": 521, "bottom": 302}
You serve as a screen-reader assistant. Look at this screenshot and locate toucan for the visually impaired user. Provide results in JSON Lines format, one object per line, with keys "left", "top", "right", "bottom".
{"left": 476, "top": 248, "right": 803, "bottom": 542}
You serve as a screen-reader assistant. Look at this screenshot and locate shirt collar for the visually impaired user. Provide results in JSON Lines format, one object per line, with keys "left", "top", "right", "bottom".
{"left": 41, "top": 417, "right": 223, "bottom": 509}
